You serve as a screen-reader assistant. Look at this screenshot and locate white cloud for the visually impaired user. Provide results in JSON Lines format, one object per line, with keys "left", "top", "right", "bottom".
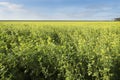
{"left": 0, "top": 2, "right": 43, "bottom": 20}
{"left": 0, "top": 2, "right": 24, "bottom": 11}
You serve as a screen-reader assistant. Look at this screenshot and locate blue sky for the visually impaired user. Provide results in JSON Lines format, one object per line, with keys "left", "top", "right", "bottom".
{"left": 0, "top": 0, "right": 120, "bottom": 20}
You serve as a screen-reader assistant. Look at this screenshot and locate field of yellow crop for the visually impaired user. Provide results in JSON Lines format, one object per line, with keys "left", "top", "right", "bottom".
{"left": 0, "top": 22, "right": 120, "bottom": 80}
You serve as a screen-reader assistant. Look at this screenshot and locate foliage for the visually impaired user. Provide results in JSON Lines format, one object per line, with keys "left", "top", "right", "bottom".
{"left": 0, "top": 22, "right": 120, "bottom": 80}
{"left": 114, "top": 18, "right": 120, "bottom": 21}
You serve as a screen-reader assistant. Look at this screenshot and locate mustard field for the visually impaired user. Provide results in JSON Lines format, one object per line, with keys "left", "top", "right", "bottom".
{"left": 0, "top": 22, "right": 120, "bottom": 80}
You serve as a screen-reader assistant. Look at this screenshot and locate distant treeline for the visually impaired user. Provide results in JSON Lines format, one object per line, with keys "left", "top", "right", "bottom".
{"left": 114, "top": 18, "right": 120, "bottom": 21}
{"left": 0, "top": 19, "right": 119, "bottom": 22}
{"left": 0, "top": 20, "right": 113, "bottom": 22}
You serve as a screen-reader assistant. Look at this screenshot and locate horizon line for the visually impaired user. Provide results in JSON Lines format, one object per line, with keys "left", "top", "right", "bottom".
{"left": 0, "top": 20, "right": 114, "bottom": 22}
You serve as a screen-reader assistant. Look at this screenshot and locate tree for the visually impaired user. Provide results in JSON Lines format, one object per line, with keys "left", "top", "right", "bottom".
{"left": 114, "top": 18, "right": 120, "bottom": 21}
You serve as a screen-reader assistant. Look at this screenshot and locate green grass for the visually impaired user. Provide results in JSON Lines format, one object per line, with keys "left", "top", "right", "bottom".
{"left": 0, "top": 22, "right": 120, "bottom": 80}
